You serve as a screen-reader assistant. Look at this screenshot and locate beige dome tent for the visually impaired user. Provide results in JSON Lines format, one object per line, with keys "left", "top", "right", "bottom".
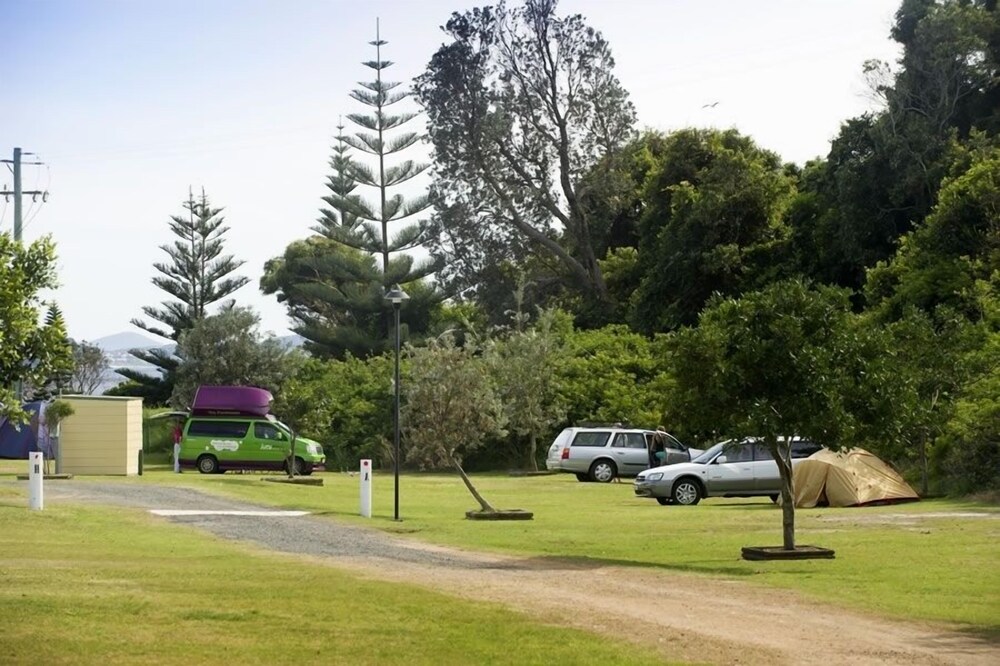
{"left": 793, "top": 448, "right": 919, "bottom": 508}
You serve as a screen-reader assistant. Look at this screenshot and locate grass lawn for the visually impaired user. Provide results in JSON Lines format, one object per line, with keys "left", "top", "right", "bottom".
{"left": 0, "top": 486, "right": 670, "bottom": 665}
{"left": 3, "top": 461, "right": 999, "bottom": 634}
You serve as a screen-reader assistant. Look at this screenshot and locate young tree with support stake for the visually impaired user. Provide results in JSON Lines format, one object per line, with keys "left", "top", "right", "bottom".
{"left": 403, "top": 333, "right": 507, "bottom": 514}
{"left": 668, "top": 280, "right": 899, "bottom": 552}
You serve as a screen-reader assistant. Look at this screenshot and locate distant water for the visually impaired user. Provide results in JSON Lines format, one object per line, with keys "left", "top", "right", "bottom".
{"left": 96, "top": 364, "right": 160, "bottom": 395}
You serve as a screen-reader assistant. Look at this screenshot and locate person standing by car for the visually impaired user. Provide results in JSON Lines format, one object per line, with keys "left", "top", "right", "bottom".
{"left": 172, "top": 421, "right": 183, "bottom": 473}
{"left": 648, "top": 427, "right": 669, "bottom": 468}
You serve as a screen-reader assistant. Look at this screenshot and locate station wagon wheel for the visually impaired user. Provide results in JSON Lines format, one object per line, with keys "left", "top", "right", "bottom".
{"left": 589, "top": 459, "right": 617, "bottom": 483}
{"left": 656, "top": 497, "right": 671, "bottom": 506}
{"left": 196, "top": 455, "right": 219, "bottom": 475}
{"left": 575, "top": 473, "right": 590, "bottom": 483}
{"left": 671, "top": 478, "right": 702, "bottom": 505}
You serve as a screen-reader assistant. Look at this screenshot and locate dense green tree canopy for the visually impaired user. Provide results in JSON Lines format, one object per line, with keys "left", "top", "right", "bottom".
{"left": 0, "top": 233, "right": 73, "bottom": 424}
{"left": 171, "top": 306, "right": 303, "bottom": 409}
{"left": 272, "top": 354, "right": 394, "bottom": 471}
{"left": 866, "top": 149, "right": 1000, "bottom": 320}
{"left": 485, "top": 307, "right": 566, "bottom": 470}
{"left": 632, "top": 128, "right": 795, "bottom": 332}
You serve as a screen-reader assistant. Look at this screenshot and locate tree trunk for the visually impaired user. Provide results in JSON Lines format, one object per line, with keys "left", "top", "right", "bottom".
{"left": 529, "top": 432, "right": 538, "bottom": 472}
{"left": 287, "top": 435, "right": 296, "bottom": 479}
{"left": 452, "top": 457, "right": 496, "bottom": 512}
{"left": 772, "top": 438, "right": 796, "bottom": 550}
{"left": 920, "top": 434, "right": 929, "bottom": 497}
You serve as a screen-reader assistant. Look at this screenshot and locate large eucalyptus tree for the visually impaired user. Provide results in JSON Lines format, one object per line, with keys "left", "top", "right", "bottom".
{"left": 415, "top": 0, "right": 636, "bottom": 319}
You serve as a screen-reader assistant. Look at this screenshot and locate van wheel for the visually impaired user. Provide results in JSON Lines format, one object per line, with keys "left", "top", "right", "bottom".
{"left": 589, "top": 459, "right": 617, "bottom": 483}
{"left": 575, "top": 473, "right": 589, "bottom": 482}
{"left": 197, "top": 455, "right": 219, "bottom": 475}
{"left": 284, "top": 457, "right": 307, "bottom": 476}
{"left": 671, "top": 478, "right": 702, "bottom": 505}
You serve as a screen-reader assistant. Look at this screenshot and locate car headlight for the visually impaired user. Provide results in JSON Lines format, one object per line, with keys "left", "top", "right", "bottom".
{"left": 646, "top": 472, "right": 663, "bottom": 481}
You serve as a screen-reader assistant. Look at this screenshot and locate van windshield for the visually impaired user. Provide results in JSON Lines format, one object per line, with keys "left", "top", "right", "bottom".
{"left": 272, "top": 421, "right": 293, "bottom": 436}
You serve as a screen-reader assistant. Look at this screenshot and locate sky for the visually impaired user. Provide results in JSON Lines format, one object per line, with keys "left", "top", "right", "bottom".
{"left": 2, "top": 0, "right": 903, "bottom": 343}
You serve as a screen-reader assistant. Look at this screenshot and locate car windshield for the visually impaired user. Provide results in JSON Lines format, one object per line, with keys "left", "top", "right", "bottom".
{"left": 691, "top": 441, "right": 727, "bottom": 464}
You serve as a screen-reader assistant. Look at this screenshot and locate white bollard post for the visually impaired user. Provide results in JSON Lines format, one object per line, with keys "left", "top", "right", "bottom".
{"left": 28, "top": 451, "right": 44, "bottom": 510}
{"left": 360, "top": 459, "right": 372, "bottom": 518}
{"left": 173, "top": 442, "right": 181, "bottom": 473}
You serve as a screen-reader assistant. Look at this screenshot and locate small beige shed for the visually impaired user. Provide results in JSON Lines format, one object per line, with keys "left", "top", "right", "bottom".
{"left": 59, "top": 395, "right": 144, "bottom": 475}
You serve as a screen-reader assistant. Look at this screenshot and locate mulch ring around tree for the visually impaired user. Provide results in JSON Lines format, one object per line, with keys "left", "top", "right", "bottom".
{"left": 466, "top": 509, "right": 534, "bottom": 521}
{"left": 741, "top": 545, "right": 835, "bottom": 560}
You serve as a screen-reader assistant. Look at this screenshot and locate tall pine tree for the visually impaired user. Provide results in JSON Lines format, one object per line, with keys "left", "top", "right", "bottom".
{"left": 263, "top": 21, "right": 441, "bottom": 358}
{"left": 121, "top": 189, "right": 249, "bottom": 404}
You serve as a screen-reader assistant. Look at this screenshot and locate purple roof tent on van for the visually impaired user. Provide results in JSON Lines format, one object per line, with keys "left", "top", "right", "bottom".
{"left": 190, "top": 386, "right": 272, "bottom": 417}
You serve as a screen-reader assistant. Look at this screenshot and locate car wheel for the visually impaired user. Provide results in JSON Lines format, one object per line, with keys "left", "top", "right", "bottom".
{"left": 589, "top": 459, "right": 617, "bottom": 483}
{"left": 671, "top": 478, "right": 702, "bottom": 505}
{"left": 770, "top": 494, "right": 779, "bottom": 503}
{"left": 655, "top": 497, "right": 671, "bottom": 506}
{"left": 575, "top": 473, "right": 589, "bottom": 483}
{"left": 197, "top": 455, "right": 219, "bottom": 475}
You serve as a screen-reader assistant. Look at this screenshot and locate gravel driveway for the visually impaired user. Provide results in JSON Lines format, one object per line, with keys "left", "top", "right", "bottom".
{"left": 34, "top": 480, "right": 1000, "bottom": 666}
{"left": 43, "top": 481, "right": 503, "bottom": 569}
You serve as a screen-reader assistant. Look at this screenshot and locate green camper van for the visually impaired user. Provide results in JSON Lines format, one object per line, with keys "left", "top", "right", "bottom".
{"left": 178, "top": 386, "right": 326, "bottom": 474}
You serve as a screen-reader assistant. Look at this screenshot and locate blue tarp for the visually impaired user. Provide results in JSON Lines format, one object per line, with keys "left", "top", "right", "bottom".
{"left": 0, "top": 402, "right": 53, "bottom": 459}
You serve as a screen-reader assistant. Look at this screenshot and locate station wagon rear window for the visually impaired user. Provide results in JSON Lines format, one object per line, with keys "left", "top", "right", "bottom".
{"left": 187, "top": 420, "right": 250, "bottom": 438}
{"left": 571, "top": 431, "right": 611, "bottom": 447}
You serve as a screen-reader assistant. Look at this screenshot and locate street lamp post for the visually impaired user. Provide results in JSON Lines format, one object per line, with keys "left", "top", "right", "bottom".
{"left": 383, "top": 284, "right": 409, "bottom": 521}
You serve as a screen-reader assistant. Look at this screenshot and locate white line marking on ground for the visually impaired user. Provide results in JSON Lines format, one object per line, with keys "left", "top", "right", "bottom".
{"left": 150, "top": 510, "right": 310, "bottom": 517}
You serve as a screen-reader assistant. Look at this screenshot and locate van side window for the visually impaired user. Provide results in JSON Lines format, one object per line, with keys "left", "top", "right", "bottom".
{"left": 254, "top": 423, "right": 284, "bottom": 440}
{"left": 187, "top": 420, "right": 250, "bottom": 438}
{"left": 571, "top": 431, "right": 611, "bottom": 447}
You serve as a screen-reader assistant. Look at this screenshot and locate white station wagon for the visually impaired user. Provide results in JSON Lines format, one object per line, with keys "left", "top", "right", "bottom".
{"left": 633, "top": 438, "right": 823, "bottom": 505}
{"left": 545, "top": 426, "right": 698, "bottom": 483}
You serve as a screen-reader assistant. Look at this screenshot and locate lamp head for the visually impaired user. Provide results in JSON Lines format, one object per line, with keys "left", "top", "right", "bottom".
{"left": 383, "top": 284, "right": 410, "bottom": 305}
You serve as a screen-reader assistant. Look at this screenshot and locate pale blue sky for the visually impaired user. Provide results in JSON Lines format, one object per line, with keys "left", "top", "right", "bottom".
{"left": 1, "top": 0, "right": 902, "bottom": 342}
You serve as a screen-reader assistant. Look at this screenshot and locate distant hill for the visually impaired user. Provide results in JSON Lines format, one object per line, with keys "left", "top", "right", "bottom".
{"left": 90, "top": 331, "right": 303, "bottom": 352}
{"left": 90, "top": 332, "right": 164, "bottom": 351}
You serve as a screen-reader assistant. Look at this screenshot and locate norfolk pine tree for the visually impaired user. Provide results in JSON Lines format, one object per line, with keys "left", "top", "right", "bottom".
{"left": 123, "top": 189, "right": 249, "bottom": 404}
{"left": 264, "top": 25, "right": 440, "bottom": 357}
